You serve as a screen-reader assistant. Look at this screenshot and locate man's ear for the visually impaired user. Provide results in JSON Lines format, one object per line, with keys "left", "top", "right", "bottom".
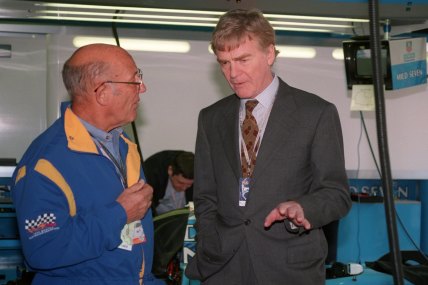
{"left": 95, "top": 84, "right": 109, "bottom": 106}
{"left": 267, "top": 44, "right": 276, "bottom": 66}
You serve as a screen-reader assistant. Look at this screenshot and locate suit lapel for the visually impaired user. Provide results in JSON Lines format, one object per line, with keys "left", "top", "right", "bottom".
{"left": 252, "top": 82, "right": 298, "bottom": 182}
{"left": 219, "top": 97, "right": 241, "bottom": 180}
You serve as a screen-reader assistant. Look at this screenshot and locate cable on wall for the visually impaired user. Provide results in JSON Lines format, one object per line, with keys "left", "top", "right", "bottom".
{"left": 359, "top": 111, "right": 381, "bottom": 175}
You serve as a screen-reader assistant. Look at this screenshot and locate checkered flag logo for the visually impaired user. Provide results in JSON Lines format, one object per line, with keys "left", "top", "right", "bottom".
{"left": 25, "top": 213, "right": 57, "bottom": 233}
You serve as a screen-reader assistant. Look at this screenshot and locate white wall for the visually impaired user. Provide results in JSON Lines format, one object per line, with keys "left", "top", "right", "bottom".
{"left": 0, "top": 25, "right": 427, "bottom": 179}
{"left": 0, "top": 34, "right": 47, "bottom": 163}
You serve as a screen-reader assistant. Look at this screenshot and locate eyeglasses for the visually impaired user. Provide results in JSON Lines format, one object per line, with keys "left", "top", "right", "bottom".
{"left": 94, "top": 68, "right": 143, "bottom": 92}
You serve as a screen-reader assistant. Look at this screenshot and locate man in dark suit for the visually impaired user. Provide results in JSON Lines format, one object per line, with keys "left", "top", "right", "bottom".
{"left": 143, "top": 150, "right": 194, "bottom": 216}
{"left": 185, "top": 9, "right": 352, "bottom": 285}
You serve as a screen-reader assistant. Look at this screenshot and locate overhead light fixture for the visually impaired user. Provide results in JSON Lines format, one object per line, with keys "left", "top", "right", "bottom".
{"left": 264, "top": 13, "right": 369, "bottom": 23}
{"left": 37, "top": 15, "right": 217, "bottom": 28}
{"left": 273, "top": 26, "right": 334, "bottom": 33}
{"left": 34, "top": 3, "right": 224, "bottom": 15}
{"left": 34, "top": 3, "right": 369, "bottom": 22}
{"left": 276, "top": 46, "right": 316, "bottom": 58}
{"left": 26, "top": 2, "right": 369, "bottom": 35}
{"left": 73, "top": 36, "right": 191, "bottom": 53}
{"left": 36, "top": 10, "right": 219, "bottom": 22}
{"left": 332, "top": 48, "right": 345, "bottom": 60}
{"left": 269, "top": 20, "right": 353, "bottom": 29}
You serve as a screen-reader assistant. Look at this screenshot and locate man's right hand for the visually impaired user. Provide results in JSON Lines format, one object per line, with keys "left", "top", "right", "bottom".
{"left": 116, "top": 180, "right": 153, "bottom": 223}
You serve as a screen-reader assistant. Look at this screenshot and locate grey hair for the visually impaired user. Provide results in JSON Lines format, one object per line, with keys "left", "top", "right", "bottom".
{"left": 62, "top": 60, "right": 109, "bottom": 98}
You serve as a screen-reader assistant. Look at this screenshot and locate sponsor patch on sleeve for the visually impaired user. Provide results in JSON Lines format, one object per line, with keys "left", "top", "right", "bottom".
{"left": 24, "top": 213, "right": 59, "bottom": 239}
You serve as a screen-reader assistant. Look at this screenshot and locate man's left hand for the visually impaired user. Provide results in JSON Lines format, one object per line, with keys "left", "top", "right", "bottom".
{"left": 264, "top": 201, "right": 311, "bottom": 230}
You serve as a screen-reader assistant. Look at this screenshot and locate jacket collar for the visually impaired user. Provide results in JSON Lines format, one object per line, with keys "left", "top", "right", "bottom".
{"left": 63, "top": 107, "right": 141, "bottom": 186}
{"left": 64, "top": 107, "right": 99, "bottom": 154}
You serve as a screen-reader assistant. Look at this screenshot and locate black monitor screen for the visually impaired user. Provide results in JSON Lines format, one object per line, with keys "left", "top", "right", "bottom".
{"left": 343, "top": 39, "right": 392, "bottom": 90}
{"left": 356, "top": 48, "right": 388, "bottom": 77}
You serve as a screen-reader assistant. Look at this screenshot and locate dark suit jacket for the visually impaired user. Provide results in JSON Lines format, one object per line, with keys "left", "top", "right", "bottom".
{"left": 185, "top": 79, "right": 351, "bottom": 284}
{"left": 143, "top": 150, "right": 193, "bottom": 216}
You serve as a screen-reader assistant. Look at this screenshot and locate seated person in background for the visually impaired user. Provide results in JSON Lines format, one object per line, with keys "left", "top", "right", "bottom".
{"left": 143, "top": 150, "right": 194, "bottom": 216}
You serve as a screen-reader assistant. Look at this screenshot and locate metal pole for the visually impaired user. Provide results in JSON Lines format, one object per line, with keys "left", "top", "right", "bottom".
{"left": 368, "top": 1, "right": 404, "bottom": 284}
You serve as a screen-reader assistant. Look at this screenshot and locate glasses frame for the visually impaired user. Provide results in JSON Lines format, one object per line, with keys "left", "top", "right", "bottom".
{"left": 94, "top": 68, "right": 143, "bottom": 92}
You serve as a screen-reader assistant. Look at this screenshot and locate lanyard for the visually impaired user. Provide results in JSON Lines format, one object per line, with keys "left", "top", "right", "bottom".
{"left": 239, "top": 130, "right": 261, "bottom": 177}
{"left": 94, "top": 139, "right": 128, "bottom": 188}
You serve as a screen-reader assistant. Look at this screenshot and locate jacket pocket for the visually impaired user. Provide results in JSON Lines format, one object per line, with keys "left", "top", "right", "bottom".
{"left": 286, "top": 230, "right": 327, "bottom": 264}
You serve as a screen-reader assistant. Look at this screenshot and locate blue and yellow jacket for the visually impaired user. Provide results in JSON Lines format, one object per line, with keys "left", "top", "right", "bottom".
{"left": 12, "top": 107, "right": 161, "bottom": 285}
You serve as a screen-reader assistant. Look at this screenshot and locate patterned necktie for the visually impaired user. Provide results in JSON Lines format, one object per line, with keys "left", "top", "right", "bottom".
{"left": 241, "top": 100, "right": 259, "bottom": 177}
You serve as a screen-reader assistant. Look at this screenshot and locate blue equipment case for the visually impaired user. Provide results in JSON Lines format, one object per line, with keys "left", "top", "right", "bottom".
{"left": 0, "top": 164, "right": 25, "bottom": 285}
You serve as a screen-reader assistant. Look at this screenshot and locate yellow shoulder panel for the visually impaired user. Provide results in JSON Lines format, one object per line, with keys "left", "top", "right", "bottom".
{"left": 15, "top": 165, "right": 26, "bottom": 184}
{"left": 35, "top": 159, "right": 77, "bottom": 217}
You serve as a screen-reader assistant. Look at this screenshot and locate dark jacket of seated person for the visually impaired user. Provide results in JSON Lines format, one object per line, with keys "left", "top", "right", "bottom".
{"left": 143, "top": 150, "right": 194, "bottom": 216}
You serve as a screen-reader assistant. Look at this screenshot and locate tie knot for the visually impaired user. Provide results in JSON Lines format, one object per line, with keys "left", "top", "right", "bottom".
{"left": 245, "top": 100, "right": 258, "bottom": 113}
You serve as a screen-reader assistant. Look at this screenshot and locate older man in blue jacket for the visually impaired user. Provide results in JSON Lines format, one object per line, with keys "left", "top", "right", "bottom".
{"left": 12, "top": 44, "right": 164, "bottom": 285}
